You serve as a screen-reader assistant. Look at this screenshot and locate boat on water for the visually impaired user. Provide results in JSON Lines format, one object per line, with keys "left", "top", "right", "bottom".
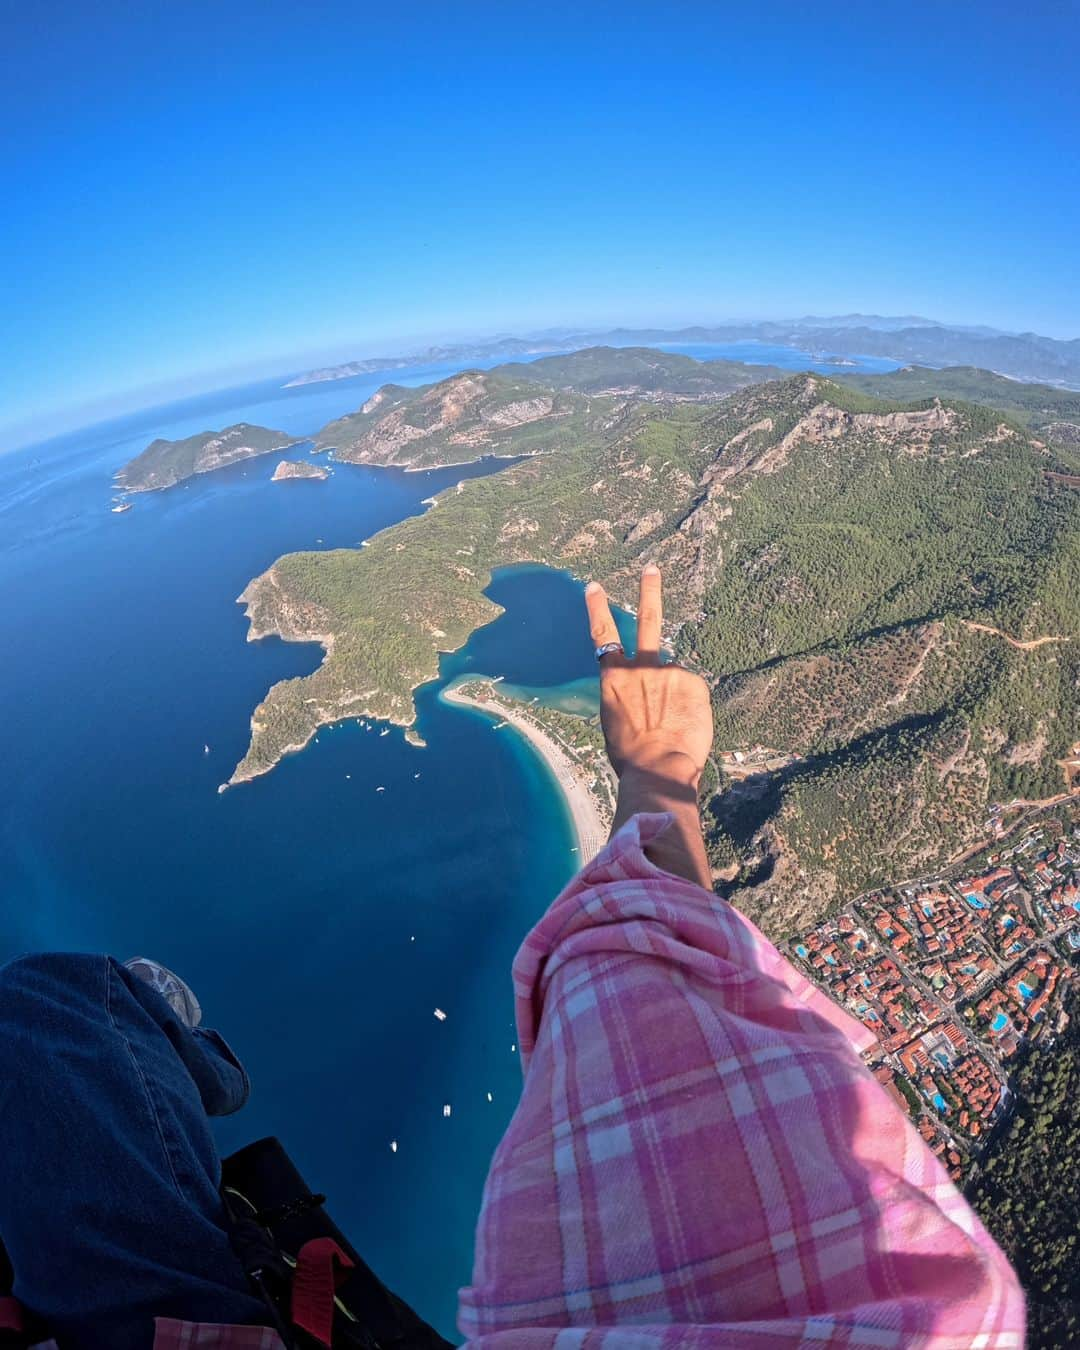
{"left": 111, "top": 502, "right": 133, "bottom": 513}
{"left": 379, "top": 728, "right": 389, "bottom": 737}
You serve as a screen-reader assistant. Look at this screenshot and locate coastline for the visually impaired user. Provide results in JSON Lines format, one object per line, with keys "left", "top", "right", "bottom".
{"left": 441, "top": 682, "right": 611, "bottom": 865}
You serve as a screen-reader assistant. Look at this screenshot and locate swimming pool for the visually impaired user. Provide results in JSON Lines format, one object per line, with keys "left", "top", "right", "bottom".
{"left": 1017, "top": 980, "right": 1035, "bottom": 1000}
{"left": 992, "top": 1011, "right": 1009, "bottom": 1032}
{"left": 932, "top": 1092, "right": 947, "bottom": 1112}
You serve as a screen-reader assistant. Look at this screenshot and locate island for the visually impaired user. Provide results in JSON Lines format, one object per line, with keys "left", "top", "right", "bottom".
{"left": 271, "top": 459, "right": 330, "bottom": 482}
{"left": 116, "top": 422, "right": 302, "bottom": 492}
{"left": 224, "top": 351, "right": 1078, "bottom": 934}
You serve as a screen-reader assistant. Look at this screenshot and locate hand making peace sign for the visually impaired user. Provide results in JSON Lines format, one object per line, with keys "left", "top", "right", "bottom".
{"left": 585, "top": 565, "right": 713, "bottom": 789}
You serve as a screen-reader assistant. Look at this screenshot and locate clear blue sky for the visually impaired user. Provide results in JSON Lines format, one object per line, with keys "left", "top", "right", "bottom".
{"left": 2, "top": 1, "right": 1078, "bottom": 446}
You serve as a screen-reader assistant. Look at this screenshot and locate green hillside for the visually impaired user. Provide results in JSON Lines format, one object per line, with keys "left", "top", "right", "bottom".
{"left": 839, "top": 365, "right": 1080, "bottom": 461}
{"left": 966, "top": 987, "right": 1080, "bottom": 1349}
{"left": 313, "top": 370, "right": 592, "bottom": 469}
{"left": 494, "top": 345, "right": 788, "bottom": 396}
{"left": 230, "top": 368, "right": 1079, "bottom": 936}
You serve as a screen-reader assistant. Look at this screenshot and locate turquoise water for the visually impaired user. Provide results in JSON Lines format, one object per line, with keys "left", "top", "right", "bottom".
{"left": 992, "top": 1012, "right": 1009, "bottom": 1032}
{"left": 932, "top": 1092, "right": 947, "bottom": 1112}
{"left": 1017, "top": 980, "right": 1035, "bottom": 1000}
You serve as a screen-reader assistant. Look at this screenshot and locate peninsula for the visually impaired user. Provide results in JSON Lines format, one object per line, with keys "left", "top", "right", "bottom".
{"left": 229, "top": 353, "right": 1080, "bottom": 934}
{"left": 271, "top": 459, "right": 329, "bottom": 482}
{"left": 117, "top": 423, "right": 302, "bottom": 492}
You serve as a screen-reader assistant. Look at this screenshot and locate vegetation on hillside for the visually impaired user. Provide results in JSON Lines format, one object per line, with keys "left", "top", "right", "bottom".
{"left": 494, "top": 345, "right": 788, "bottom": 396}
{"left": 314, "top": 371, "right": 593, "bottom": 469}
{"left": 840, "top": 364, "right": 1080, "bottom": 460}
{"left": 230, "top": 365, "right": 1080, "bottom": 937}
{"left": 966, "top": 990, "right": 1080, "bottom": 1349}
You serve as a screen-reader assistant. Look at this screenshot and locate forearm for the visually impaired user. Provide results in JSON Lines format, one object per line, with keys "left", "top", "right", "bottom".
{"left": 611, "top": 752, "right": 712, "bottom": 890}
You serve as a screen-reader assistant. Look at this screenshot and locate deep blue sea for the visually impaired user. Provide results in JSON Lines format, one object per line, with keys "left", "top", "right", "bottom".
{"left": 0, "top": 340, "right": 890, "bottom": 1337}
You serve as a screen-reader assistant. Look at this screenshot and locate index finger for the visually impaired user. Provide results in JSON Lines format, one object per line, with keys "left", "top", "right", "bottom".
{"left": 585, "top": 581, "right": 621, "bottom": 658}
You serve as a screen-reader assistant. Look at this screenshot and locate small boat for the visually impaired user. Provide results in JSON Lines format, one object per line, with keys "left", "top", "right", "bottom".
{"left": 345, "top": 774, "right": 351, "bottom": 780}
{"left": 486, "top": 1092, "right": 493, "bottom": 1103}
{"left": 379, "top": 728, "right": 390, "bottom": 737}
{"left": 414, "top": 773, "right": 421, "bottom": 779}
{"left": 390, "top": 1140, "right": 398, "bottom": 1153}
{"left": 203, "top": 744, "right": 210, "bottom": 755}
{"left": 442, "top": 1104, "right": 452, "bottom": 1118}
{"left": 376, "top": 786, "right": 385, "bottom": 793}
{"left": 111, "top": 502, "right": 132, "bottom": 514}
{"left": 433, "top": 1008, "right": 447, "bottom": 1021}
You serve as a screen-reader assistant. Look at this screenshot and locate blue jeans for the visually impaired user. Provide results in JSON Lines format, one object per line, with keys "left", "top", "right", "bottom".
{"left": 0, "top": 953, "right": 269, "bottom": 1349}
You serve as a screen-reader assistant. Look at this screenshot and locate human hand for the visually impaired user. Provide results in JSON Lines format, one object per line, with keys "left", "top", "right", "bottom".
{"left": 585, "top": 565, "right": 713, "bottom": 788}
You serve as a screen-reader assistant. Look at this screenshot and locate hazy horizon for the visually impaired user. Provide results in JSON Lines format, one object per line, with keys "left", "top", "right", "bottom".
{"left": 8, "top": 307, "right": 1080, "bottom": 454}
{"left": 4, "top": 1, "right": 1077, "bottom": 449}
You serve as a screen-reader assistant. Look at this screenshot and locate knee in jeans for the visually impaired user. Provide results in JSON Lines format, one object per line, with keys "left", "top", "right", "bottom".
{"left": 0, "top": 952, "right": 109, "bottom": 1016}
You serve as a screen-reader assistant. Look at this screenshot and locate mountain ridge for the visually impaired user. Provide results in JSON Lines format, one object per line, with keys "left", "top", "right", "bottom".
{"left": 282, "top": 317, "right": 1080, "bottom": 392}
{"left": 226, "top": 364, "right": 1079, "bottom": 936}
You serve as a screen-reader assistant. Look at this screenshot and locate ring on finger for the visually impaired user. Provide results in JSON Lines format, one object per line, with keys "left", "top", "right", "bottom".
{"left": 594, "top": 642, "right": 624, "bottom": 662}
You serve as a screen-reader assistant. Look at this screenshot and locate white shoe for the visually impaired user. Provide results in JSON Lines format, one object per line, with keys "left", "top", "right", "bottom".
{"left": 124, "top": 957, "right": 203, "bottom": 1029}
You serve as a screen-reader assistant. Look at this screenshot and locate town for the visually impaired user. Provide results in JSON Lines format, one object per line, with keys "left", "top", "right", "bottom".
{"left": 785, "top": 807, "right": 1080, "bottom": 1181}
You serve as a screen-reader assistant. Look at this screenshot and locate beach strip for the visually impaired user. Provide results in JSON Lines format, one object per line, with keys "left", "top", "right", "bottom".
{"left": 441, "top": 684, "right": 610, "bottom": 865}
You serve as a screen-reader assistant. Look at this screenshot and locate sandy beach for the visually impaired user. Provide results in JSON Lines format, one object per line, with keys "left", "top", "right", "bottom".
{"left": 442, "top": 683, "right": 611, "bottom": 865}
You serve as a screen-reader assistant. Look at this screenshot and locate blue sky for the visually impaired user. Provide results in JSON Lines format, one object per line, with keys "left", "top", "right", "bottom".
{"left": 2, "top": 1, "right": 1078, "bottom": 446}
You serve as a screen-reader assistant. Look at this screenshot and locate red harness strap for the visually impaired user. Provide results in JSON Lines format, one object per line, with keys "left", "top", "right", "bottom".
{"left": 290, "top": 1238, "right": 355, "bottom": 1348}
{"left": 0, "top": 1297, "right": 23, "bottom": 1332}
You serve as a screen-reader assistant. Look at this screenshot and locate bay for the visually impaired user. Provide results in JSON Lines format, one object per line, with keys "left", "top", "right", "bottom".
{"left": 0, "top": 336, "right": 891, "bottom": 1335}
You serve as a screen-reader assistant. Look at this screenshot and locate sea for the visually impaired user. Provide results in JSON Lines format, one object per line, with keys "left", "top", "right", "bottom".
{"left": 0, "top": 340, "right": 900, "bottom": 1337}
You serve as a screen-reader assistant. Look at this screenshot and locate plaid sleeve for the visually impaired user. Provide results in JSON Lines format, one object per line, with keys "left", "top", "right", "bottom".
{"left": 458, "top": 812, "right": 1025, "bottom": 1348}
{"left": 152, "top": 1322, "right": 285, "bottom": 1348}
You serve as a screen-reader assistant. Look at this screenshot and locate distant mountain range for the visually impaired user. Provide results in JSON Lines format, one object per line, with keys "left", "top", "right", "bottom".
{"left": 123, "top": 348, "right": 1080, "bottom": 494}
{"left": 284, "top": 316, "right": 1080, "bottom": 391}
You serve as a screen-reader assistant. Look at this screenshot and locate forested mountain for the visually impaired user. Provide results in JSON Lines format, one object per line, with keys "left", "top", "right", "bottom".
{"left": 493, "top": 346, "right": 787, "bottom": 396}
{"left": 231, "top": 365, "right": 1080, "bottom": 936}
{"left": 118, "top": 349, "right": 1080, "bottom": 492}
{"left": 284, "top": 316, "right": 1080, "bottom": 390}
{"left": 312, "top": 370, "right": 591, "bottom": 469}
{"left": 839, "top": 365, "right": 1080, "bottom": 457}
{"left": 966, "top": 989, "right": 1080, "bottom": 1348}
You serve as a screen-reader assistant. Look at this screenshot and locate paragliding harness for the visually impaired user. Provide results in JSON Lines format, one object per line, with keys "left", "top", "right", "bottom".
{"left": 220, "top": 1137, "right": 452, "bottom": 1349}
{"left": 0, "top": 1136, "right": 452, "bottom": 1350}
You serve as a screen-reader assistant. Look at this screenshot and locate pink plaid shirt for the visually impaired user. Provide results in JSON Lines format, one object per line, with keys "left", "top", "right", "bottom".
{"left": 458, "top": 812, "right": 1025, "bottom": 1347}
{"left": 29, "top": 813, "right": 1026, "bottom": 1350}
